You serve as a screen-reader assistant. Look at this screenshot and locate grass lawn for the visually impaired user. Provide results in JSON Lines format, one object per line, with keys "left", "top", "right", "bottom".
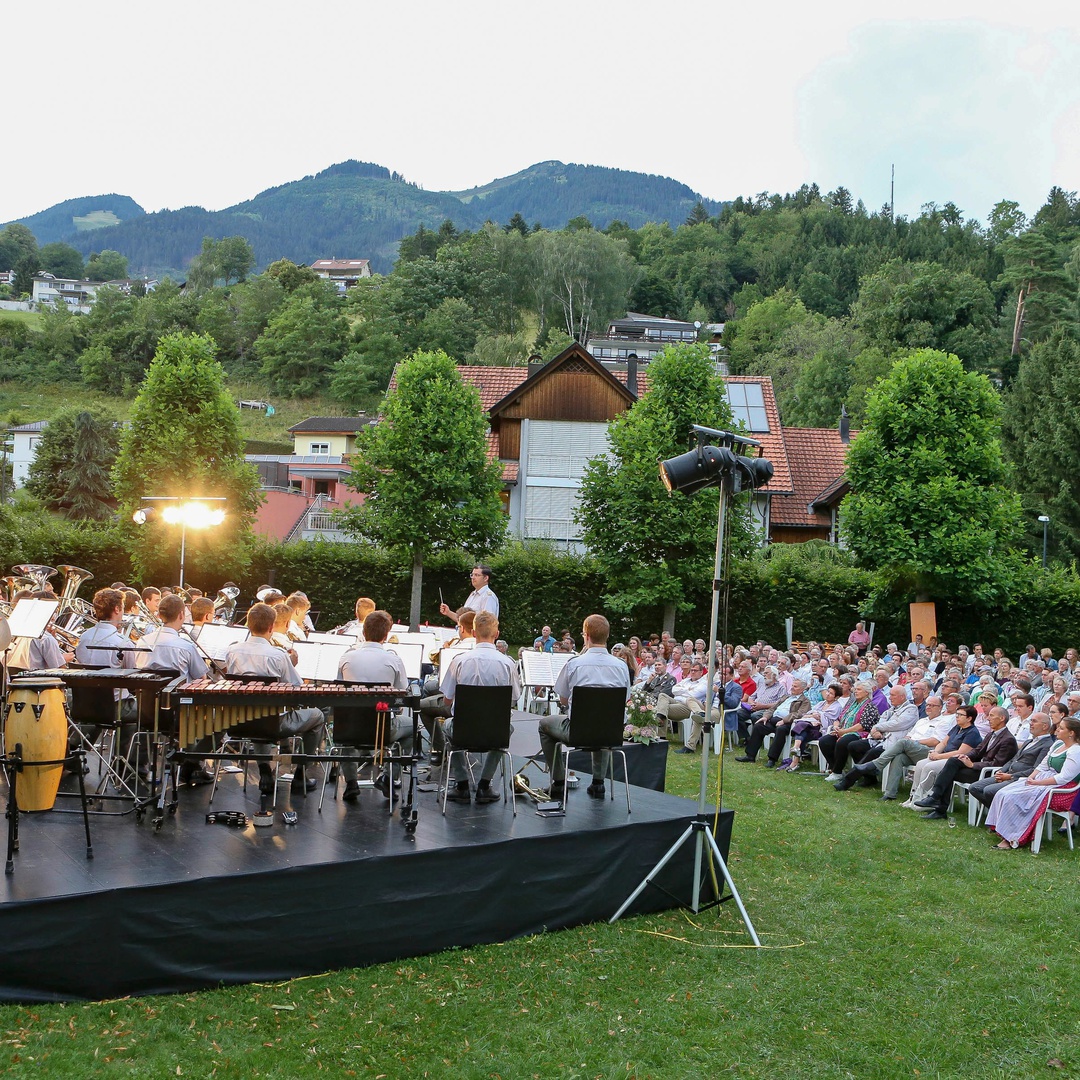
{"left": 0, "top": 752, "right": 1077, "bottom": 1077}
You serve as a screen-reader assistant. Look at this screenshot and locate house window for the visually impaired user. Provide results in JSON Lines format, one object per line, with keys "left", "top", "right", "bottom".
{"left": 725, "top": 381, "right": 770, "bottom": 433}
{"left": 309, "top": 442, "right": 330, "bottom": 455}
{"left": 312, "top": 480, "right": 332, "bottom": 497}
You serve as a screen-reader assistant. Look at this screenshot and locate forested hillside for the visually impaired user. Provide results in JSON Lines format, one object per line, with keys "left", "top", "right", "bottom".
{"left": 14, "top": 194, "right": 145, "bottom": 245}
{"left": 4, "top": 160, "right": 722, "bottom": 279}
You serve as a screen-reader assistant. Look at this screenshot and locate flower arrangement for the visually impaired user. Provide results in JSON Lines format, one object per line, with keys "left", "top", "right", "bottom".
{"left": 623, "top": 686, "right": 663, "bottom": 744}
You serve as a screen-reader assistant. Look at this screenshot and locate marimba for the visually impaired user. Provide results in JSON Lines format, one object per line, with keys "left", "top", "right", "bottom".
{"left": 169, "top": 679, "right": 419, "bottom": 746}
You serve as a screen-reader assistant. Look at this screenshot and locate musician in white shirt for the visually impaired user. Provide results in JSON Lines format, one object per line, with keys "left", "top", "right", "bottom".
{"left": 224, "top": 603, "right": 325, "bottom": 797}
{"left": 335, "top": 610, "right": 411, "bottom": 803}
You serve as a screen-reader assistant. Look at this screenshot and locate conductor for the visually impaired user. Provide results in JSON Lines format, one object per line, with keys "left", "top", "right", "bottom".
{"left": 439, "top": 564, "right": 498, "bottom": 621}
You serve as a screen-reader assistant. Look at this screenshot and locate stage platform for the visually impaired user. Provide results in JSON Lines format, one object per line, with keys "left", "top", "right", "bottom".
{"left": 0, "top": 760, "right": 732, "bottom": 1003}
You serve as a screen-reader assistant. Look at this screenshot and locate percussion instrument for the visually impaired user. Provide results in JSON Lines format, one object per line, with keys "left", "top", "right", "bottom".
{"left": 4, "top": 676, "right": 68, "bottom": 811}
{"left": 170, "top": 679, "right": 420, "bottom": 746}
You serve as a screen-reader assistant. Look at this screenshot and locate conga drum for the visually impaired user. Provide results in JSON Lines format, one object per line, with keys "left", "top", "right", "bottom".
{"left": 5, "top": 677, "right": 68, "bottom": 811}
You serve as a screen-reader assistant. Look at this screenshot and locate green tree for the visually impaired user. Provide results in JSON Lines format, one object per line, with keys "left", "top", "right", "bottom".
{"left": 328, "top": 329, "right": 403, "bottom": 411}
{"left": 112, "top": 333, "right": 262, "bottom": 583}
{"left": 25, "top": 406, "right": 120, "bottom": 518}
{"left": 840, "top": 349, "right": 1022, "bottom": 603}
{"left": 723, "top": 289, "right": 812, "bottom": 375}
{"left": 530, "top": 228, "right": 638, "bottom": 343}
{"left": 38, "top": 242, "right": 84, "bottom": 279}
{"left": 254, "top": 283, "right": 348, "bottom": 396}
{"left": 342, "top": 350, "right": 506, "bottom": 628}
{"left": 62, "top": 411, "right": 118, "bottom": 520}
{"left": 0, "top": 223, "right": 38, "bottom": 272}
{"left": 576, "top": 342, "right": 752, "bottom": 633}
{"left": 85, "top": 249, "right": 128, "bottom": 281}
{"left": 853, "top": 260, "right": 998, "bottom": 374}
{"left": 1001, "top": 329, "right": 1080, "bottom": 560}
{"left": 265, "top": 258, "right": 318, "bottom": 293}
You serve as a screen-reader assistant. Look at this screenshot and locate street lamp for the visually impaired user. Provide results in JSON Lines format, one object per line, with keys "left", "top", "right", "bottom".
{"left": 132, "top": 497, "right": 226, "bottom": 587}
{"left": 1038, "top": 515, "right": 1050, "bottom": 568}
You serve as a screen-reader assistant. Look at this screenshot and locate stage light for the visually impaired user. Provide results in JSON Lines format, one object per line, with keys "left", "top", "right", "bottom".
{"left": 659, "top": 427, "right": 774, "bottom": 496}
{"left": 132, "top": 508, "right": 151, "bottom": 525}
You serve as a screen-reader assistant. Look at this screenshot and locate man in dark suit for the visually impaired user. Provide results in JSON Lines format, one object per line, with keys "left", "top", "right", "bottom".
{"left": 915, "top": 705, "right": 1019, "bottom": 818}
{"left": 965, "top": 713, "right": 1054, "bottom": 809}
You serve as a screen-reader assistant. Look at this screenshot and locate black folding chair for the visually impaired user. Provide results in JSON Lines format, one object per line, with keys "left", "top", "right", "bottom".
{"left": 560, "top": 685, "right": 631, "bottom": 813}
{"left": 320, "top": 698, "right": 400, "bottom": 815}
{"left": 441, "top": 683, "right": 515, "bottom": 816}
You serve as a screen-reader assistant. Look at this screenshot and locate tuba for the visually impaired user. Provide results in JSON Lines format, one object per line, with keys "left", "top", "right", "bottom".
{"left": 213, "top": 585, "right": 240, "bottom": 623}
{"left": 11, "top": 564, "right": 58, "bottom": 592}
{"left": 55, "top": 564, "right": 97, "bottom": 637}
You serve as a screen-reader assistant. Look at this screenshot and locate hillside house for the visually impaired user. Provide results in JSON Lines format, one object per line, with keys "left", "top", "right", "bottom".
{"left": 310, "top": 259, "right": 372, "bottom": 292}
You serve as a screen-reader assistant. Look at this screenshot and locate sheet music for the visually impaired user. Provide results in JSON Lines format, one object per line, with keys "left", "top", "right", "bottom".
{"left": 8, "top": 599, "right": 59, "bottom": 639}
{"left": 293, "top": 640, "right": 352, "bottom": 682}
{"left": 519, "top": 650, "right": 573, "bottom": 687}
{"left": 438, "top": 644, "right": 475, "bottom": 688}
{"left": 194, "top": 623, "right": 251, "bottom": 662}
{"left": 386, "top": 641, "right": 424, "bottom": 680}
{"left": 307, "top": 631, "right": 359, "bottom": 646}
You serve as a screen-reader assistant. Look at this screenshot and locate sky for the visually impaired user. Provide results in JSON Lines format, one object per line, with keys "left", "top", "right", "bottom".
{"left": 3, "top": 0, "right": 1078, "bottom": 227}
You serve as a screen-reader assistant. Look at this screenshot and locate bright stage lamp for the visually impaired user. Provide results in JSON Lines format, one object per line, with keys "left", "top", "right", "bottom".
{"left": 132, "top": 508, "right": 152, "bottom": 524}
{"left": 660, "top": 444, "right": 774, "bottom": 496}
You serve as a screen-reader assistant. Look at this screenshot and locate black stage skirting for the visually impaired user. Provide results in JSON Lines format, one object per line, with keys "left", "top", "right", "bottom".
{"left": 0, "top": 763, "right": 733, "bottom": 1003}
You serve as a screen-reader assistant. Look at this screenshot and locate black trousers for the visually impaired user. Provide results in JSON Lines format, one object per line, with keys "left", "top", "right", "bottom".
{"left": 817, "top": 732, "right": 865, "bottom": 774}
{"left": 744, "top": 716, "right": 784, "bottom": 761}
{"left": 927, "top": 757, "right": 983, "bottom": 809}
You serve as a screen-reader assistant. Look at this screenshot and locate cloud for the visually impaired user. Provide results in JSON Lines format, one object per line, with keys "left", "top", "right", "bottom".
{"left": 797, "top": 20, "right": 1080, "bottom": 221}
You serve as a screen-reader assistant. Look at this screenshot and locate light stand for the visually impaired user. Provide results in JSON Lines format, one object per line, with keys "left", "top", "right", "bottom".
{"left": 610, "top": 427, "right": 770, "bottom": 944}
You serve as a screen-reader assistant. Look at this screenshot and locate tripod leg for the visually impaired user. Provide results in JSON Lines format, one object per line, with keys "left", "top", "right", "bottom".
{"left": 75, "top": 751, "right": 93, "bottom": 860}
{"left": 701, "top": 827, "right": 760, "bottom": 946}
{"left": 609, "top": 823, "right": 696, "bottom": 922}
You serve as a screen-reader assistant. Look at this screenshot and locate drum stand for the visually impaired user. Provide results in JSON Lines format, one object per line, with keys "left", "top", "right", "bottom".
{"left": 4, "top": 745, "right": 93, "bottom": 874}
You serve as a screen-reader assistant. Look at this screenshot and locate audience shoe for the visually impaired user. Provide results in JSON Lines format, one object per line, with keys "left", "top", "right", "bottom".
{"left": 912, "top": 798, "right": 938, "bottom": 809}
{"left": 764, "top": 760, "right": 777, "bottom": 769}
{"left": 373, "top": 773, "right": 391, "bottom": 798}
{"left": 900, "top": 799, "right": 917, "bottom": 809}
{"left": 474, "top": 784, "right": 500, "bottom": 804}
{"left": 734, "top": 755, "right": 755, "bottom": 763}
{"left": 675, "top": 746, "right": 694, "bottom": 754}
{"left": 824, "top": 773, "right": 843, "bottom": 782}
{"left": 784, "top": 760, "right": 801, "bottom": 772}
{"left": 833, "top": 772, "right": 859, "bottom": 792}
{"left": 587, "top": 780, "right": 606, "bottom": 798}
{"left": 921, "top": 809, "right": 949, "bottom": 820}
{"left": 879, "top": 794, "right": 896, "bottom": 801}
{"left": 445, "top": 783, "right": 471, "bottom": 804}
{"left": 342, "top": 781, "right": 361, "bottom": 803}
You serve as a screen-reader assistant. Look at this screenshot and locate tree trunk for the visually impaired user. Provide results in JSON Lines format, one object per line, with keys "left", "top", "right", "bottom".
{"left": 409, "top": 550, "right": 424, "bottom": 631}
{"left": 1011, "top": 283, "right": 1027, "bottom": 356}
{"left": 662, "top": 601, "right": 676, "bottom": 638}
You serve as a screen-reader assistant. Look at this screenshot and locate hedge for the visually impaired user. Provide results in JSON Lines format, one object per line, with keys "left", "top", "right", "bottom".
{"left": 5, "top": 509, "right": 1080, "bottom": 655}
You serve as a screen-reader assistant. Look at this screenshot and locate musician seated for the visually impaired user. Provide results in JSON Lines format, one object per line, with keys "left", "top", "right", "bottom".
{"left": 419, "top": 609, "right": 477, "bottom": 767}
{"left": 286, "top": 591, "right": 313, "bottom": 637}
{"left": 73, "top": 587, "right": 142, "bottom": 776}
{"left": 338, "top": 596, "right": 376, "bottom": 638}
{"left": 188, "top": 596, "right": 215, "bottom": 639}
{"left": 7, "top": 590, "right": 73, "bottom": 674}
{"left": 442, "top": 611, "right": 522, "bottom": 805}
{"left": 147, "top": 594, "right": 214, "bottom": 786}
{"left": 271, "top": 602, "right": 300, "bottom": 665}
{"left": 335, "top": 609, "right": 412, "bottom": 803}
{"left": 223, "top": 602, "right": 325, "bottom": 796}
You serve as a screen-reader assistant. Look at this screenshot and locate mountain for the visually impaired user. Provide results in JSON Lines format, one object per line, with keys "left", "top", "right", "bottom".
{"left": 14, "top": 194, "right": 145, "bottom": 245}
{"left": 7, "top": 160, "right": 723, "bottom": 278}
